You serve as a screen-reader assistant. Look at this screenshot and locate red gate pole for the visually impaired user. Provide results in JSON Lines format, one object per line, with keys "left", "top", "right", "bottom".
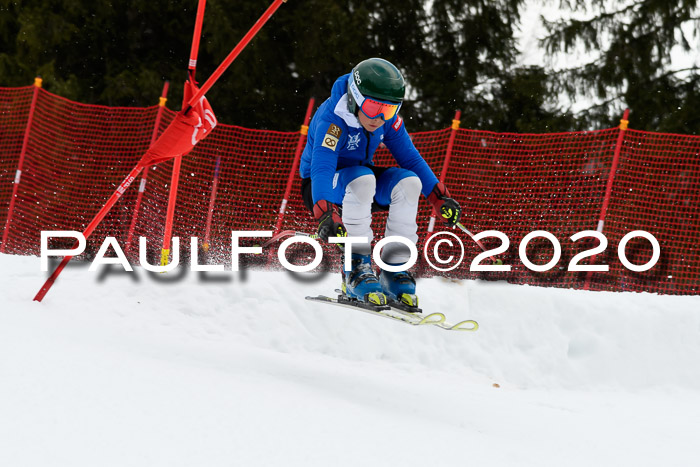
{"left": 160, "top": 155, "right": 182, "bottom": 267}
{"left": 202, "top": 154, "right": 222, "bottom": 252}
{"left": 1, "top": 77, "right": 42, "bottom": 253}
{"left": 583, "top": 108, "right": 630, "bottom": 291}
{"left": 273, "top": 97, "right": 315, "bottom": 234}
{"left": 419, "top": 110, "right": 460, "bottom": 276}
{"left": 34, "top": 166, "right": 144, "bottom": 302}
{"left": 427, "top": 110, "right": 461, "bottom": 234}
{"left": 124, "top": 81, "right": 169, "bottom": 256}
{"left": 34, "top": 0, "right": 286, "bottom": 301}
{"left": 183, "top": 0, "right": 288, "bottom": 114}
{"left": 188, "top": 0, "right": 207, "bottom": 82}
{"left": 159, "top": 0, "right": 207, "bottom": 267}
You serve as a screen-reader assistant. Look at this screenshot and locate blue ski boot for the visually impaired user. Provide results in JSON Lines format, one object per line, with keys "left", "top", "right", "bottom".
{"left": 379, "top": 266, "right": 419, "bottom": 311}
{"left": 341, "top": 254, "right": 387, "bottom": 306}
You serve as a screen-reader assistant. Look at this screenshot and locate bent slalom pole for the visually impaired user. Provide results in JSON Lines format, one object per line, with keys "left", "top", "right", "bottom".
{"left": 455, "top": 222, "right": 503, "bottom": 265}
{"left": 34, "top": 0, "right": 289, "bottom": 302}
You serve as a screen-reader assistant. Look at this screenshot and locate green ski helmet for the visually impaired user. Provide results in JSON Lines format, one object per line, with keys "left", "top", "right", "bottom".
{"left": 347, "top": 58, "right": 406, "bottom": 119}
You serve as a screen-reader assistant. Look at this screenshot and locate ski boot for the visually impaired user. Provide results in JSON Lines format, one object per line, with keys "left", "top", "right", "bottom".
{"left": 379, "top": 266, "right": 420, "bottom": 312}
{"left": 340, "top": 253, "right": 387, "bottom": 306}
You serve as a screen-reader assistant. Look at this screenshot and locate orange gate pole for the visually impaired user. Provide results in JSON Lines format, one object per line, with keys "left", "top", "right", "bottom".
{"left": 427, "top": 110, "right": 461, "bottom": 234}
{"left": 584, "top": 108, "right": 630, "bottom": 290}
{"left": 274, "top": 97, "right": 315, "bottom": 234}
{"left": 124, "top": 81, "right": 169, "bottom": 256}
{"left": 1, "top": 77, "right": 42, "bottom": 253}
{"left": 202, "top": 154, "right": 222, "bottom": 252}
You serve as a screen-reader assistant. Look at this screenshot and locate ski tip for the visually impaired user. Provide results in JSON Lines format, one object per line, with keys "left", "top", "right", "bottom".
{"left": 417, "top": 312, "right": 445, "bottom": 325}
{"left": 449, "top": 320, "right": 479, "bottom": 331}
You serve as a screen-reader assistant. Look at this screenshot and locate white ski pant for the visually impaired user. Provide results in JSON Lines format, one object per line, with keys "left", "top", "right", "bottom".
{"left": 341, "top": 170, "right": 422, "bottom": 264}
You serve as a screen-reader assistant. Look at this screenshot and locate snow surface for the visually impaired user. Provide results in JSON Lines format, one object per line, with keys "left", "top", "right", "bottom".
{"left": 2, "top": 252, "right": 700, "bottom": 466}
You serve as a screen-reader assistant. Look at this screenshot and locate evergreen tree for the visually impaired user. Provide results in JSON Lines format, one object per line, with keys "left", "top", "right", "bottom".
{"left": 0, "top": 0, "right": 194, "bottom": 105}
{"left": 0, "top": 0, "right": 572, "bottom": 132}
{"left": 489, "top": 66, "right": 576, "bottom": 133}
{"left": 415, "top": 0, "right": 523, "bottom": 129}
{"left": 541, "top": 0, "right": 700, "bottom": 133}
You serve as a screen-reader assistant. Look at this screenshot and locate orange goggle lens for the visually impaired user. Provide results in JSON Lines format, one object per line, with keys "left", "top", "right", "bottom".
{"left": 359, "top": 98, "right": 400, "bottom": 121}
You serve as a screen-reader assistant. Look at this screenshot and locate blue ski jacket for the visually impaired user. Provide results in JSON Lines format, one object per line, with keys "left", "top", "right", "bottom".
{"left": 299, "top": 73, "right": 439, "bottom": 205}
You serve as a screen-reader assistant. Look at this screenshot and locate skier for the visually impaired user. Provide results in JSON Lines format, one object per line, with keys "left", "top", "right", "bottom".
{"left": 299, "top": 57, "right": 462, "bottom": 309}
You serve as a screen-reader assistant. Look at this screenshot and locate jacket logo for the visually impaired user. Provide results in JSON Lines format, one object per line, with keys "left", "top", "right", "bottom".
{"left": 392, "top": 115, "right": 403, "bottom": 131}
{"left": 322, "top": 136, "right": 338, "bottom": 150}
{"left": 346, "top": 133, "right": 361, "bottom": 151}
{"left": 322, "top": 123, "right": 342, "bottom": 151}
{"left": 327, "top": 123, "right": 342, "bottom": 138}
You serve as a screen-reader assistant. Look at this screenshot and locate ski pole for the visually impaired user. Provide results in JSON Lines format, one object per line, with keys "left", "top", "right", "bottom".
{"left": 261, "top": 230, "right": 318, "bottom": 249}
{"left": 269, "top": 225, "right": 502, "bottom": 263}
{"left": 455, "top": 222, "right": 503, "bottom": 265}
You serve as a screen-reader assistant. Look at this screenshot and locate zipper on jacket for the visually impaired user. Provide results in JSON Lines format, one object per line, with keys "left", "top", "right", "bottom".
{"left": 363, "top": 129, "right": 371, "bottom": 164}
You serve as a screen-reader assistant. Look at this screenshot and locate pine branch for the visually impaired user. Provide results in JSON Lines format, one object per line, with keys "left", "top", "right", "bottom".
{"left": 654, "top": 66, "right": 700, "bottom": 81}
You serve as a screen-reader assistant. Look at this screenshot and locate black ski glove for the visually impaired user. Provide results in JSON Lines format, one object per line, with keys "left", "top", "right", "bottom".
{"left": 313, "top": 200, "right": 347, "bottom": 242}
{"left": 427, "top": 182, "right": 462, "bottom": 227}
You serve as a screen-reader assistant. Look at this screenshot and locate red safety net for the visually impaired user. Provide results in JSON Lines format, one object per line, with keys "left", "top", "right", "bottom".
{"left": 0, "top": 86, "right": 34, "bottom": 224}
{"left": 1, "top": 84, "right": 699, "bottom": 295}
{"left": 0, "top": 88, "right": 157, "bottom": 256}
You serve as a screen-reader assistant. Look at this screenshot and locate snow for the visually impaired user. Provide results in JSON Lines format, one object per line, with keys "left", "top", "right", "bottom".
{"left": 2, "top": 252, "right": 700, "bottom": 466}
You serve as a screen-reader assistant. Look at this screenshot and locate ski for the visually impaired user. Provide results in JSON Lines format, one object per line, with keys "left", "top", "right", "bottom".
{"left": 305, "top": 294, "right": 444, "bottom": 327}
{"left": 336, "top": 289, "right": 478, "bottom": 331}
{"left": 306, "top": 293, "right": 478, "bottom": 331}
{"left": 386, "top": 304, "right": 479, "bottom": 332}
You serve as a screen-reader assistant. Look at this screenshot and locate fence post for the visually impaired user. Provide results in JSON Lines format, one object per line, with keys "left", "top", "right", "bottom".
{"left": 273, "top": 97, "right": 315, "bottom": 234}
{"left": 583, "top": 108, "right": 630, "bottom": 290}
{"left": 124, "top": 81, "right": 170, "bottom": 256}
{"left": 202, "top": 154, "right": 222, "bottom": 252}
{"left": 427, "top": 110, "right": 461, "bottom": 234}
{"left": 1, "top": 77, "right": 42, "bottom": 254}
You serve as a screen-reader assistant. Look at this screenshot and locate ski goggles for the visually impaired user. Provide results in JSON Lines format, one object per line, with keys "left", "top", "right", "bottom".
{"left": 349, "top": 78, "right": 401, "bottom": 121}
